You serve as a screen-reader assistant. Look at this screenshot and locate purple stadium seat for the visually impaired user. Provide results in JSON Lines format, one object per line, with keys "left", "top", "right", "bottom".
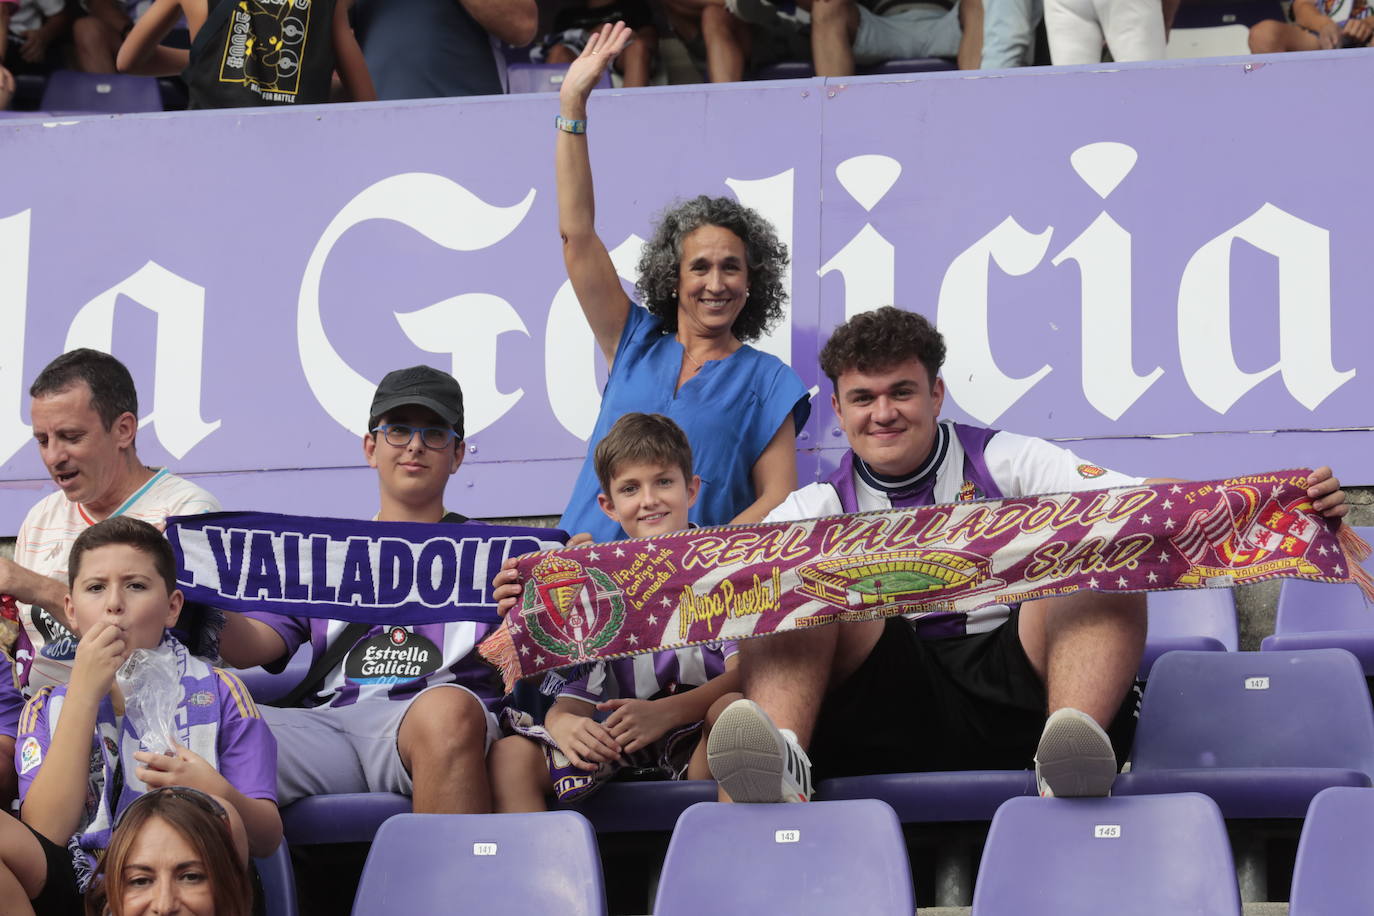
{"left": 971, "top": 794, "right": 1241, "bottom": 915}
{"left": 654, "top": 800, "right": 913, "bottom": 916}
{"left": 815, "top": 770, "right": 1036, "bottom": 822}
{"left": 561, "top": 779, "right": 719, "bottom": 832}
{"left": 751, "top": 58, "right": 954, "bottom": 80}
{"left": 253, "top": 842, "right": 299, "bottom": 916}
{"left": 235, "top": 646, "right": 311, "bottom": 704}
{"left": 1113, "top": 649, "right": 1374, "bottom": 818}
{"left": 1261, "top": 527, "right": 1374, "bottom": 672}
{"left": 1172, "top": 0, "right": 1284, "bottom": 28}
{"left": 281, "top": 781, "right": 716, "bottom": 847}
{"left": 281, "top": 792, "right": 410, "bottom": 845}
{"left": 352, "top": 812, "right": 606, "bottom": 915}
{"left": 506, "top": 63, "right": 611, "bottom": 94}
{"left": 39, "top": 70, "right": 162, "bottom": 114}
{"left": 1289, "top": 786, "right": 1374, "bottom": 916}
{"left": 1139, "top": 588, "right": 1238, "bottom": 679}
{"left": 861, "top": 58, "right": 958, "bottom": 75}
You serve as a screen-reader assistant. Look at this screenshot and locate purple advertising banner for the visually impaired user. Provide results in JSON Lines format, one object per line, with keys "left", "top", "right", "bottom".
{"left": 1, "top": 52, "right": 1369, "bottom": 533}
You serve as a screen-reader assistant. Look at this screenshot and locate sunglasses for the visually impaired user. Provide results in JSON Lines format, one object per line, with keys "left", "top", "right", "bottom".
{"left": 119, "top": 785, "right": 230, "bottom": 826}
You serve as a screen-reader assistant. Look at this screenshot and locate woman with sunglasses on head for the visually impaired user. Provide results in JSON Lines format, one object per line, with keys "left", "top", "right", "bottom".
{"left": 84, "top": 787, "right": 252, "bottom": 916}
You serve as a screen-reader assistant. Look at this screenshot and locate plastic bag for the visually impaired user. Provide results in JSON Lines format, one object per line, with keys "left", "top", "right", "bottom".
{"left": 116, "top": 644, "right": 181, "bottom": 755}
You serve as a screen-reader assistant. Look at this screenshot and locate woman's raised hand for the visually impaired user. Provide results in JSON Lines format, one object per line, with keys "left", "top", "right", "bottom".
{"left": 560, "top": 21, "right": 633, "bottom": 114}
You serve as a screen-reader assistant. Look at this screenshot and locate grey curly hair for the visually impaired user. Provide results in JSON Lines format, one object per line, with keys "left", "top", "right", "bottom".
{"left": 634, "top": 196, "right": 788, "bottom": 343}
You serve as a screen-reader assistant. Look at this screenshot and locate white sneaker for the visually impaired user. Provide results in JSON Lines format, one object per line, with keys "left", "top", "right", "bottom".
{"left": 1034, "top": 707, "right": 1119, "bottom": 798}
{"left": 725, "top": 0, "right": 811, "bottom": 30}
{"left": 707, "top": 699, "right": 813, "bottom": 803}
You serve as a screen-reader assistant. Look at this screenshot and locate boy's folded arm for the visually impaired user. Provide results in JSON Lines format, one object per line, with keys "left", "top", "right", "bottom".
{"left": 332, "top": 0, "right": 375, "bottom": 102}
{"left": 115, "top": 0, "right": 188, "bottom": 75}
{"left": 213, "top": 784, "right": 282, "bottom": 859}
{"left": 217, "top": 613, "right": 290, "bottom": 670}
{"left": 655, "top": 661, "right": 742, "bottom": 728}
{"left": 21, "top": 689, "right": 103, "bottom": 846}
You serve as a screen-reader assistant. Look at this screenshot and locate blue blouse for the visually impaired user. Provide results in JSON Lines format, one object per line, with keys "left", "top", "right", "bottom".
{"left": 560, "top": 305, "right": 812, "bottom": 541}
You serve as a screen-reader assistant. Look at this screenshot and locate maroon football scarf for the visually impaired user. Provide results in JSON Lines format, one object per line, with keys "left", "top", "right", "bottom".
{"left": 480, "top": 470, "right": 1371, "bottom": 691}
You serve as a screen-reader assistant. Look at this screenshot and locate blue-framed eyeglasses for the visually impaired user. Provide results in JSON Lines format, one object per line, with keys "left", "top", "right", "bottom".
{"left": 371, "top": 424, "right": 458, "bottom": 450}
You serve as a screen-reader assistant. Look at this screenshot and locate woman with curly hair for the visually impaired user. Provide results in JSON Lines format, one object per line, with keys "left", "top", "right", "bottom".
{"left": 84, "top": 787, "right": 252, "bottom": 916}
{"left": 555, "top": 22, "right": 810, "bottom": 542}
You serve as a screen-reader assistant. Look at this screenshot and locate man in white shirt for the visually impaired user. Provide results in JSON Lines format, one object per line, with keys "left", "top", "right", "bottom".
{"left": 706, "top": 306, "right": 1348, "bottom": 802}
{"left": 0, "top": 349, "right": 219, "bottom": 691}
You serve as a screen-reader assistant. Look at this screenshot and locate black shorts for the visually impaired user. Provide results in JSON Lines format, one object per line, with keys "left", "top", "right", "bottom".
{"left": 26, "top": 823, "right": 84, "bottom": 916}
{"left": 808, "top": 612, "right": 1140, "bottom": 781}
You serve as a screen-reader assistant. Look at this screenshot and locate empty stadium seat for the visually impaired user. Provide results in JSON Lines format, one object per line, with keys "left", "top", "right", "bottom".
{"left": 352, "top": 811, "right": 606, "bottom": 915}
{"left": 1113, "top": 649, "right": 1374, "bottom": 818}
{"left": 1261, "top": 527, "right": 1374, "bottom": 673}
{"left": 282, "top": 780, "right": 717, "bottom": 847}
{"left": 815, "top": 769, "right": 1036, "bottom": 822}
{"left": 654, "top": 799, "right": 914, "bottom": 916}
{"left": 563, "top": 779, "right": 719, "bottom": 832}
{"left": 235, "top": 646, "right": 311, "bottom": 704}
{"left": 1289, "top": 786, "right": 1374, "bottom": 916}
{"left": 39, "top": 70, "right": 163, "bottom": 114}
{"left": 751, "top": 58, "right": 954, "bottom": 80}
{"left": 253, "top": 841, "right": 299, "bottom": 916}
{"left": 507, "top": 64, "right": 611, "bottom": 94}
{"left": 1139, "top": 588, "right": 1238, "bottom": 679}
{"left": 282, "top": 792, "right": 411, "bottom": 846}
{"left": 970, "top": 793, "right": 1241, "bottom": 915}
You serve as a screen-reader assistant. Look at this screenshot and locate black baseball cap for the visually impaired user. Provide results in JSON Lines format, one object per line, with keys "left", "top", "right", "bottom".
{"left": 368, "top": 366, "right": 464, "bottom": 440}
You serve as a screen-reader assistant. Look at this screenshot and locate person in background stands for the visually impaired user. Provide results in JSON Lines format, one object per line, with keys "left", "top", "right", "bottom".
{"left": 117, "top": 0, "right": 375, "bottom": 108}
{"left": 533, "top": 0, "right": 658, "bottom": 88}
{"left": 351, "top": 0, "right": 536, "bottom": 100}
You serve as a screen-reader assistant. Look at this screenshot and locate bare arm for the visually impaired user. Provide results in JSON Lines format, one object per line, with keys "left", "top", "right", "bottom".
{"left": 0, "top": 5, "right": 13, "bottom": 61}
{"left": 599, "top": 658, "right": 741, "bottom": 753}
{"left": 729, "top": 417, "right": 799, "bottom": 525}
{"left": 558, "top": 22, "right": 635, "bottom": 364}
{"left": 217, "top": 613, "right": 289, "bottom": 670}
{"left": 23, "top": 621, "right": 125, "bottom": 845}
{"left": 116, "top": 0, "right": 189, "bottom": 75}
{"left": 647, "top": 661, "right": 739, "bottom": 727}
{"left": 459, "top": 0, "right": 537, "bottom": 46}
{"left": 87, "top": 0, "right": 132, "bottom": 35}
{"left": 0, "top": 558, "right": 66, "bottom": 619}
{"left": 545, "top": 695, "right": 623, "bottom": 770}
{"left": 333, "top": 0, "right": 376, "bottom": 101}
{"left": 1291, "top": 0, "right": 1341, "bottom": 46}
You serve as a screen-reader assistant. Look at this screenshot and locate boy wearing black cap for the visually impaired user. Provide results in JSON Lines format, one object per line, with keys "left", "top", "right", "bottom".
{"left": 217, "top": 366, "right": 502, "bottom": 814}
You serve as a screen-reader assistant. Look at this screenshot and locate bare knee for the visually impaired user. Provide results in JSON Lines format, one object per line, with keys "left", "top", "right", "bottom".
{"left": 545, "top": 43, "right": 576, "bottom": 64}
{"left": 398, "top": 688, "right": 489, "bottom": 769}
{"left": 811, "top": 0, "right": 858, "bottom": 35}
{"left": 701, "top": 4, "right": 739, "bottom": 38}
{"left": 1248, "top": 20, "right": 1287, "bottom": 53}
{"left": 488, "top": 735, "right": 544, "bottom": 773}
{"left": 705, "top": 692, "right": 744, "bottom": 728}
{"left": 72, "top": 16, "right": 116, "bottom": 68}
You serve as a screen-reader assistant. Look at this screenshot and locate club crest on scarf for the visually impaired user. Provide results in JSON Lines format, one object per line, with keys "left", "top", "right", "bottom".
{"left": 517, "top": 555, "right": 626, "bottom": 662}
{"left": 1172, "top": 480, "right": 1325, "bottom": 585}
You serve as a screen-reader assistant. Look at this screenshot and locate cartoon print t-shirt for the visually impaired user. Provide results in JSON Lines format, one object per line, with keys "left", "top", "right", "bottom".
{"left": 184, "top": 0, "right": 338, "bottom": 108}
